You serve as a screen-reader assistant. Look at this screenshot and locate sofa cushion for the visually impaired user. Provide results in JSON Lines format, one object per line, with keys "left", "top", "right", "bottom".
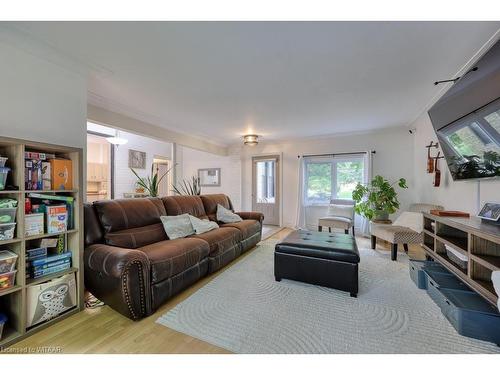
{"left": 94, "top": 198, "right": 166, "bottom": 233}
{"left": 189, "top": 226, "right": 241, "bottom": 257}
{"left": 139, "top": 238, "right": 210, "bottom": 283}
{"left": 221, "top": 219, "right": 261, "bottom": 238}
{"left": 200, "top": 194, "right": 233, "bottom": 221}
{"left": 105, "top": 223, "right": 168, "bottom": 249}
{"left": 162, "top": 196, "right": 208, "bottom": 219}
{"left": 160, "top": 214, "right": 195, "bottom": 239}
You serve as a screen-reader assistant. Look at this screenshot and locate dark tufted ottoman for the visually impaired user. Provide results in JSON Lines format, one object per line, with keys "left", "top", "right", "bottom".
{"left": 274, "top": 230, "right": 360, "bottom": 297}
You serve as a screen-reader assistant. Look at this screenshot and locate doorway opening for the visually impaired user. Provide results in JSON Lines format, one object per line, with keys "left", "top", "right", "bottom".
{"left": 86, "top": 132, "right": 113, "bottom": 203}
{"left": 252, "top": 155, "right": 280, "bottom": 226}
{"left": 153, "top": 156, "right": 172, "bottom": 197}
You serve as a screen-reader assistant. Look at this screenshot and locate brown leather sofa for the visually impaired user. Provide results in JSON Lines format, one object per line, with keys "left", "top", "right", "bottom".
{"left": 84, "top": 194, "right": 264, "bottom": 320}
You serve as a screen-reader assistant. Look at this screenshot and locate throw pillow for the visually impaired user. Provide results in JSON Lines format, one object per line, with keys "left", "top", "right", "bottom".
{"left": 189, "top": 215, "right": 219, "bottom": 234}
{"left": 160, "top": 214, "right": 195, "bottom": 239}
{"left": 216, "top": 204, "right": 242, "bottom": 223}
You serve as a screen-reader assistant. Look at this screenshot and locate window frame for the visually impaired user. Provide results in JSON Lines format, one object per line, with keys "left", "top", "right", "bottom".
{"left": 304, "top": 156, "right": 364, "bottom": 206}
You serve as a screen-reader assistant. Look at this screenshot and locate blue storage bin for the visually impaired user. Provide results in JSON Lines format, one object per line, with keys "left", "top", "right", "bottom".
{"left": 425, "top": 269, "right": 471, "bottom": 291}
{"left": 425, "top": 269, "right": 471, "bottom": 309}
{"left": 439, "top": 288, "right": 500, "bottom": 346}
{"left": 409, "top": 259, "right": 448, "bottom": 289}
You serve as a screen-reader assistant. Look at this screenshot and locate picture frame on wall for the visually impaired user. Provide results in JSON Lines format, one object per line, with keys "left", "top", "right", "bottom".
{"left": 198, "top": 168, "right": 221, "bottom": 187}
{"left": 128, "top": 149, "right": 146, "bottom": 169}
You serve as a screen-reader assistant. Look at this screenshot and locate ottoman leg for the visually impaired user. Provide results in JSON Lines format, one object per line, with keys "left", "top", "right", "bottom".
{"left": 391, "top": 243, "right": 398, "bottom": 261}
{"left": 350, "top": 292, "right": 357, "bottom": 298}
{"left": 403, "top": 244, "right": 409, "bottom": 253}
{"left": 275, "top": 276, "right": 281, "bottom": 282}
{"left": 344, "top": 229, "right": 348, "bottom": 234}
{"left": 318, "top": 225, "right": 322, "bottom": 232}
{"left": 329, "top": 227, "right": 332, "bottom": 233}
{"left": 371, "top": 235, "right": 376, "bottom": 249}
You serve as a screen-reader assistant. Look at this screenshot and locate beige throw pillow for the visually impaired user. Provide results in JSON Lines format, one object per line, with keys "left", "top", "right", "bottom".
{"left": 160, "top": 214, "right": 195, "bottom": 239}
{"left": 216, "top": 204, "right": 242, "bottom": 223}
{"left": 188, "top": 215, "right": 219, "bottom": 234}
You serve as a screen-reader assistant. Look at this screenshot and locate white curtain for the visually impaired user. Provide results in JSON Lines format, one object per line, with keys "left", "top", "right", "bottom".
{"left": 294, "top": 156, "right": 307, "bottom": 229}
{"left": 359, "top": 150, "right": 374, "bottom": 236}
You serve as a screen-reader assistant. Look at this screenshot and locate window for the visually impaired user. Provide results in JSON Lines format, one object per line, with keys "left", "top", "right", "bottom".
{"left": 256, "top": 160, "right": 276, "bottom": 203}
{"left": 305, "top": 156, "right": 364, "bottom": 205}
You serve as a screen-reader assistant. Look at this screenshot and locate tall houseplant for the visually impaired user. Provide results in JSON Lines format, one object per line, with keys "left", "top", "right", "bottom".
{"left": 352, "top": 175, "right": 408, "bottom": 221}
{"left": 130, "top": 163, "right": 175, "bottom": 197}
{"left": 172, "top": 176, "right": 201, "bottom": 196}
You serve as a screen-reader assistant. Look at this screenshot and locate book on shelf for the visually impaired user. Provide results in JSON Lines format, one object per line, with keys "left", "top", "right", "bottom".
{"left": 25, "top": 159, "right": 43, "bottom": 190}
{"left": 30, "top": 258, "right": 70, "bottom": 272}
{"left": 30, "top": 251, "right": 72, "bottom": 267}
{"left": 31, "top": 262, "right": 71, "bottom": 278}
{"left": 46, "top": 205, "right": 68, "bottom": 234}
{"left": 24, "top": 152, "right": 56, "bottom": 161}
{"left": 26, "top": 253, "right": 46, "bottom": 262}
{"left": 27, "top": 193, "right": 74, "bottom": 202}
{"left": 26, "top": 246, "right": 47, "bottom": 258}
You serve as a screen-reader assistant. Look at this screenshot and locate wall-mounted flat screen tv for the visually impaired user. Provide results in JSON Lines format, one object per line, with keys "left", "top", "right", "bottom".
{"left": 429, "top": 40, "right": 500, "bottom": 181}
{"left": 436, "top": 97, "right": 500, "bottom": 180}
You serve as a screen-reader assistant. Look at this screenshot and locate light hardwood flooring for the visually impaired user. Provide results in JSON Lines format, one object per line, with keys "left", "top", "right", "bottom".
{"left": 8, "top": 228, "right": 424, "bottom": 354}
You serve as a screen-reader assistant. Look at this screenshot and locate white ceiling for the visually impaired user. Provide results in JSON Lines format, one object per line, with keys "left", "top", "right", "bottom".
{"left": 10, "top": 22, "right": 500, "bottom": 145}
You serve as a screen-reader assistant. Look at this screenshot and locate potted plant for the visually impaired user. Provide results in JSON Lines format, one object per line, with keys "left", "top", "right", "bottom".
{"left": 130, "top": 163, "right": 175, "bottom": 197}
{"left": 352, "top": 175, "right": 408, "bottom": 221}
{"left": 172, "top": 176, "right": 201, "bottom": 196}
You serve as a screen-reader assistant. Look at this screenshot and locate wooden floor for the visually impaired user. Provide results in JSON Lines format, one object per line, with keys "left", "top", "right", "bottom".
{"left": 9, "top": 228, "right": 424, "bottom": 354}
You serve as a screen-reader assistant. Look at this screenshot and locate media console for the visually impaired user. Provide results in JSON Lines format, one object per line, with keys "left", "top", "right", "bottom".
{"left": 422, "top": 213, "right": 500, "bottom": 305}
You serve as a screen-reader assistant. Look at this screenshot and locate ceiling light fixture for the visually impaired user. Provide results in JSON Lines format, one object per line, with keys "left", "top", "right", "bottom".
{"left": 243, "top": 134, "right": 259, "bottom": 146}
{"left": 106, "top": 130, "right": 128, "bottom": 145}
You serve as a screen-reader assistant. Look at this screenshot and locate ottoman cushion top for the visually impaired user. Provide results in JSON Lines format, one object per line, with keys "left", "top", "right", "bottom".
{"left": 275, "top": 230, "right": 360, "bottom": 263}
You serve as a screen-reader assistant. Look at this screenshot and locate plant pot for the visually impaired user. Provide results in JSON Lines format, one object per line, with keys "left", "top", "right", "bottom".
{"left": 374, "top": 210, "right": 389, "bottom": 221}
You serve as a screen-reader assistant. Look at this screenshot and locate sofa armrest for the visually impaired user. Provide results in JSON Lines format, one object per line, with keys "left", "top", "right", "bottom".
{"left": 236, "top": 211, "right": 264, "bottom": 223}
{"left": 84, "top": 244, "right": 151, "bottom": 320}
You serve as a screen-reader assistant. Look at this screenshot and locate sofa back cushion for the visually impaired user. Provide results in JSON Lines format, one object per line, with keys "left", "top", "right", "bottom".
{"left": 200, "top": 194, "right": 233, "bottom": 221}
{"left": 161, "top": 196, "right": 208, "bottom": 219}
{"left": 93, "top": 198, "right": 167, "bottom": 248}
{"left": 84, "top": 203, "right": 104, "bottom": 247}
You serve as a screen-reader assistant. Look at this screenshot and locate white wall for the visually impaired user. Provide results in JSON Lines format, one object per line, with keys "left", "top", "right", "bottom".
{"left": 0, "top": 40, "right": 87, "bottom": 149}
{"left": 179, "top": 145, "right": 242, "bottom": 210}
{"left": 113, "top": 131, "right": 172, "bottom": 198}
{"left": 412, "top": 112, "right": 500, "bottom": 214}
{"left": 240, "top": 127, "right": 414, "bottom": 227}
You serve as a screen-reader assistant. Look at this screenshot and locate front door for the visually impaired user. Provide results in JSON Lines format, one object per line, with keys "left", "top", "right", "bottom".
{"left": 252, "top": 155, "right": 280, "bottom": 225}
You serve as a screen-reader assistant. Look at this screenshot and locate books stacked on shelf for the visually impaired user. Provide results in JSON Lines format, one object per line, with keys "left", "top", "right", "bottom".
{"left": 26, "top": 251, "right": 72, "bottom": 279}
{"left": 26, "top": 192, "right": 74, "bottom": 231}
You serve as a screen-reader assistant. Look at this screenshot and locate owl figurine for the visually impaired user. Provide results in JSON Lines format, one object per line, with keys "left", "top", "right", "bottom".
{"left": 31, "top": 283, "right": 73, "bottom": 325}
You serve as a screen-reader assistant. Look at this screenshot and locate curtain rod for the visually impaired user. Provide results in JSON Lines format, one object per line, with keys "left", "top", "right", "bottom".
{"left": 297, "top": 150, "right": 376, "bottom": 158}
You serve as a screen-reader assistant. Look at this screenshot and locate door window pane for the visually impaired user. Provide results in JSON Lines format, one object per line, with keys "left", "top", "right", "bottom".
{"left": 336, "top": 160, "right": 364, "bottom": 199}
{"left": 256, "top": 161, "right": 275, "bottom": 203}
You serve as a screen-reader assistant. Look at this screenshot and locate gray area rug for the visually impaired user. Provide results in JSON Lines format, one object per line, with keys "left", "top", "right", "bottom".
{"left": 157, "top": 239, "right": 500, "bottom": 353}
